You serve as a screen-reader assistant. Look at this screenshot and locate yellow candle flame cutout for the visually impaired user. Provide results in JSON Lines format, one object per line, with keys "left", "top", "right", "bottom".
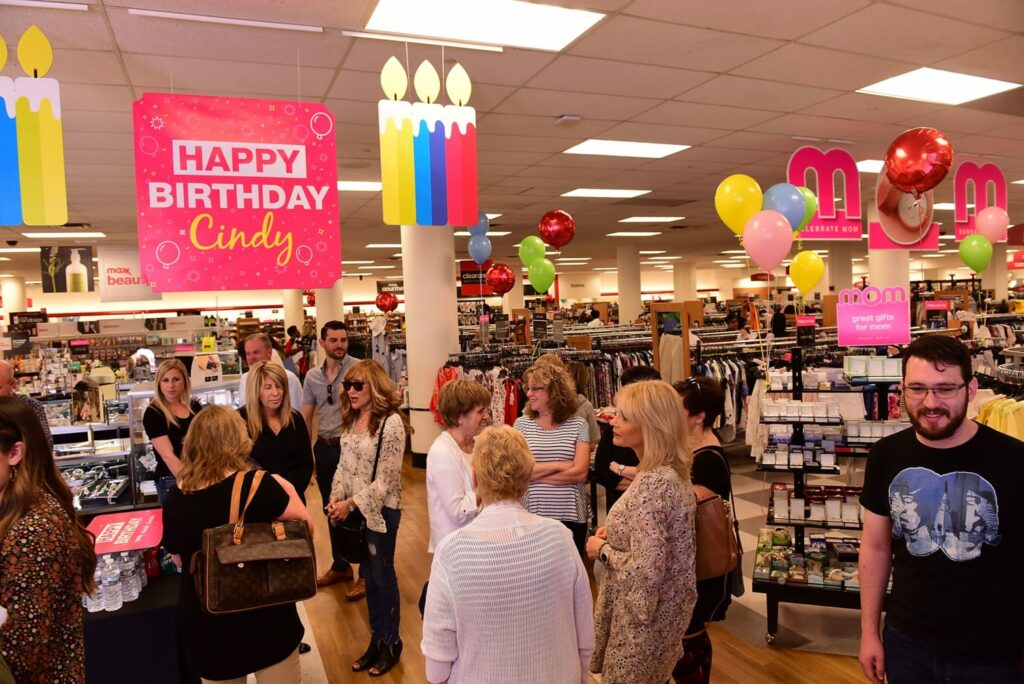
{"left": 413, "top": 60, "right": 440, "bottom": 104}
{"left": 18, "top": 25, "right": 53, "bottom": 78}
{"left": 445, "top": 63, "right": 472, "bottom": 107}
{"left": 380, "top": 56, "right": 407, "bottom": 101}
{"left": 0, "top": 38, "right": 7, "bottom": 72}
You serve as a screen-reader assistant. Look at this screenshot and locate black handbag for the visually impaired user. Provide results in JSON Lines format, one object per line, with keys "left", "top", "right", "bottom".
{"left": 335, "top": 420, "right": 387, "bottom": 564}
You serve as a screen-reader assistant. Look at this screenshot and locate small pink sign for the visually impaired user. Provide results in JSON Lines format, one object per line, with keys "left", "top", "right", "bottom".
{"left": 925, "top": 300, "right": 949, "bottom": 311}
{"left": 954, "top": 161, "right": 1008, "bottom": 241}
{"left": 868, "top": 221, "right": 940, "bottom": 250}
{"left": 88, "top": 510, "right": 163, "bottom": 556}
{"left": 837, "top": 286, "right": 910, "bottom": 347}
{"left": 797, "top": 315, "right": 815, "bottom": 327}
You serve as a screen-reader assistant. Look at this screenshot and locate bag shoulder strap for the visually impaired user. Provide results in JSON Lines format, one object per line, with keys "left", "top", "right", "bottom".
{"left": 369, "top": 415, "right": 389, "bottom": 482}
{"left": 710, "top": 446, "right": 742, "bottom": 544}
{"left": 228, "top": 471, "right": 246, "bottom": 524}
{"left": 238, "top": 470, "right": 266, "bottom": 523}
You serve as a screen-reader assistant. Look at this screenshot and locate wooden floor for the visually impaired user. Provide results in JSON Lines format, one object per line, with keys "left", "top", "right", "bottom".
{"left": 303, "top": 459, "right": 867, "bottom": 684}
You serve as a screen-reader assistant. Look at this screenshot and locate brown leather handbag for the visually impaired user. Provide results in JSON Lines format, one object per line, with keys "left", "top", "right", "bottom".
{"left": 192, "top": 470, "right": 317, "bottom": 614}
{"left": 693, "top": 484, "right": 739, "bottom": 581}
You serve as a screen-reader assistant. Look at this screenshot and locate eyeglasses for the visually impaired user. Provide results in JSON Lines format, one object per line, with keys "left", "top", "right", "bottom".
{"left": 342, "top": 381, "right": 366, "bottom": 392}
{"left": 525, "top": 385, "right": 546, "bottom": 393}
{"left": 903, "top": 384, "right": 967, "bottom": 400}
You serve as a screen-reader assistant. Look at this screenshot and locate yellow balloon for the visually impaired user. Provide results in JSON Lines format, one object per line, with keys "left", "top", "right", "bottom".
{"left": 789, "top": 250, "right": 824, "bottom": 295}
{"left": 715, "top": 174, "right": 763, "bottom": 236}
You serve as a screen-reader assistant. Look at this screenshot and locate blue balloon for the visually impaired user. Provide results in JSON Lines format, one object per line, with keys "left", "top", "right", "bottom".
{"left": 468, "top": 212, "right": 489, "bottom": 236}
{"left": 762, "top": 183, "right": 806, "bottom": 232}
{"left": 468, "top": 234, "right": 492, "bottom": 265}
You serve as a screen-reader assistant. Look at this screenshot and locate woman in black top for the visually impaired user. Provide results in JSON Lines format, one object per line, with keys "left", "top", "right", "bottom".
{"left": 237, "top": 361, "right": 314, "bottom": 504}
{"left": 143, "top": 359, "right": 203, "bottom": 505}
{"left": 162, "top": 406, "right": 311, "bottom": 682}
{"left": 592, "top": 366, "right": 662, "bottom": 514}
{"left": 672, "top": 376, "right": 733, "bottom": 684}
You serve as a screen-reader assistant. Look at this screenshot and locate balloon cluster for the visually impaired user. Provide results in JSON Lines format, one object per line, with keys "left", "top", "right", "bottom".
{"left": 958, "top": 206, "right": 1008, "bottom": 273}
{"left": 466, "top": 211, "right": 518, "bottom": 296}
{"left": 714, "top": 175, "right": 822, "bottom": 294}
{"left": 515, "top": 209, "right": 576, "bottom": 294}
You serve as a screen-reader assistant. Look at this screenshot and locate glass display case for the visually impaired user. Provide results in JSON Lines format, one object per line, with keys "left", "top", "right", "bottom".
{"left": 53, "top": 423, "right": 133, "bottom": 515}
{"left": 127, "top": 377, "right": 242, "bottom": 507}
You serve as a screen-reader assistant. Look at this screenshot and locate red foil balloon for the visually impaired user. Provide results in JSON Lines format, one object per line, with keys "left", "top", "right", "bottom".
{"left": 485, "top": 262, "right": 516, "bottom": 295}
{"left": 538, "top": 209, "right": 576, "bottom": 248}
{"left": 884, "top": 127, "right": 954, "bottom": 196}
{"left": 375, "top": 291, "right": 398, "bottom": 313}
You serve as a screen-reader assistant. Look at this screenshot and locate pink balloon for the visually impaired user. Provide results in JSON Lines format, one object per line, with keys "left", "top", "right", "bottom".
{"left": 975, "top": 206, "right": 1010, "bottom": 243}
{"left": 743, "top": 210, "right": 794, "bottom": 271}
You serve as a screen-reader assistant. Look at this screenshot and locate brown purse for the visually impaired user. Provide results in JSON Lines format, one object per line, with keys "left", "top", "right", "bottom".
{"left": 192, "top": 470, "right": 317, "bottom": 614}
{"left": 693, "top": 483, "right": 739, "bottom": 581}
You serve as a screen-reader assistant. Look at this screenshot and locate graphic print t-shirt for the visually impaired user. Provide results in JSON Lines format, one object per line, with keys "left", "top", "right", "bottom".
{"left": 861, "top": 424, "right": 1024, "bottom": 657}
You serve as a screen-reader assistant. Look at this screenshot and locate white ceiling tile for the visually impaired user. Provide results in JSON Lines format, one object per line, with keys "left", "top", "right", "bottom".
{"left": 44, "top": 49, "right": 128, "bottom": 86}
{"left": 623, "top": 0, "right": 870, "bottom": 39}
{"left": 898, "top": 108, "right": 1024, "bottom": 136}
{"left": 799, "top": 92, "right": 943, "bottom": 124}
{"left": 477, "top": 132, "right": 580, "bottom": 152}
{"left": 569, "top": 16, "right": 783, "bottom": 72}
{"left": 328, "top": 69, "right": 383, "bottom": 102}
{"left": 749, "top": 113, "right": 874, "bottom": 139}
{"left": 799, "top": 4, "right": 1009, "bottom": 64}
{"left": 732, "top": 44, "right": 914, "bottom": 91}
{"left": 325, "top": 99, "right": 379, "bottom": 124}
{"left": 498, "top": 88, "right": 661, "bottom": 120}
{"left": 478, "top": 150, "right": 552, "bottom": 165}
{"left": 123, "top": 54, "right": 336, "bottom": 98}
{"left": 62, "top": 109, "right": 134, "bottom": 133}
{"left": 955, "top": 135, "right": 1024, "bottom": 156}
{"left": 1, "top": 7, "right": 112, "bottom": 51}
{"left": 702, "top": 131, "right": 806, "bottom": 153}
{"left": 678, "top": 75, "right": 839, "bottom": 112}
{"left": 593, "top": 121, "right": 730, "bottom": 146}
{"left": 527, "top": 55, "right": 713, "bottom": 99}
{"left": 64, "top": 131, "right": 133, "bottom": 151}
{"left": 480, "top": 114, "right": 617, "bottom": 140}
{"left": 61, "top": 83, "right": 137, "bottom": 112}
{"left": 632, "top": 101, "right": 780, "bottom": 130}
{"left": 884, "top": 0, "right": 1024, "bottom": 33}
{"left": 934, "top": 36, "right": 1024, "bottom": 84}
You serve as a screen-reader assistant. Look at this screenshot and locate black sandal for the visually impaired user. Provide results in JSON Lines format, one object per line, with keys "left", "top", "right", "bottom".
{"left": 368, "top": 640, "right": 403, "bottom": 677}
{"left": 353, "top": 641, "right": 381, "bottom": 672}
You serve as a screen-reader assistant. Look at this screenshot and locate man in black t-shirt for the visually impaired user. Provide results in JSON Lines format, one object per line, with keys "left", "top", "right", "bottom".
{"left": 859, "top": 335, "right": 1024, "bottom": 684}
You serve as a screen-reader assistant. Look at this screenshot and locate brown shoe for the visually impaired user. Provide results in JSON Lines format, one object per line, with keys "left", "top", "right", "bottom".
{"left": 345, "top": 577, "right": 367, "bottom": 601}
{"left": 317, "top": 568, "right": 354, "bottom": 588}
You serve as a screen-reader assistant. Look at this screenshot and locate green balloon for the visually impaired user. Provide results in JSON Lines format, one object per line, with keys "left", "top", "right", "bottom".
{"left": 518, "top": 235, "right": 546, "bottom": 267}
{"left": 797, "top": 186, "right": 817, "bottom": 231}
{"left": 959, "top": 234, "right": 993, "bottom": 273}
{"left": 528, "top": 258, "right": 555, "bottom": 293}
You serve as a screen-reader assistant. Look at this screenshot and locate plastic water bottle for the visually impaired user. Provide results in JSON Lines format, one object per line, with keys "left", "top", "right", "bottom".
{"left": 84, "top": 568, "right": 104, "bottom": 613}
{"left": 119, "top": 552, "right": 140, "bottom": 602}
{"left": 101, "top": 558, "right": 123, "bottom": 612}
{"left": 134, "top": 551, "right": 148, "bottom": 590}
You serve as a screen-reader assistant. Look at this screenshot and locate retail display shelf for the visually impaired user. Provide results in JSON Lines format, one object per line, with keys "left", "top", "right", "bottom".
{"left": 14, "top": 371, "right": 40, "bottom": 377}
{"left": 766, "top": 515, "right": 863, "bottom": 531}
{"left": 757, "top": 465, "right": 841, "bottom": 475}
{"left": 759, "top": 418, "right": 844, "bottom": 426}
{"left": 56, "top": 449, "right": 131, "bottom": 462}
{"left": 51, "top": 422, "right": 130, "bottom": 436}
{"left": 765, "top": 387, "right": 868, "bottom": 394}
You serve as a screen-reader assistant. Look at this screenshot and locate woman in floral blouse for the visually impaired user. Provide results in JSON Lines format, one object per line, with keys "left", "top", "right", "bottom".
{"left": 586, "top": 380, "right": 698, "bottom": 684}
{"left": 327, "top": 360, "right": 409, "bottom": 677}
{"left": 0, "top": 397, "right": 97, "bottom": 684}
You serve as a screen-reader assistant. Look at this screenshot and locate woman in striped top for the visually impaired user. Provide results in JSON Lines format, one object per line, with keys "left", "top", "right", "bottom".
{"left": 514, "top": 363, "right": 592, "bottom": 556}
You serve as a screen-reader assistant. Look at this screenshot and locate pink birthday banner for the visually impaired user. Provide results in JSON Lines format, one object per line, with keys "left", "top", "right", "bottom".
{"left": 787, "top": 146, "right": 862, "bottom": 241}
{"left": 132, "top": 94, "right": 339, "bottom": 292}
{"left": 953, "top": 161, "right": 1008, "bottom": 241}
{"left": 837, "top": 286, "right": 910, "bottom": 347}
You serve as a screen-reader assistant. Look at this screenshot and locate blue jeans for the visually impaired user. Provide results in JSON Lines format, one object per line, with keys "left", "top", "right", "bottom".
{"left": 155, "top": 475, "right": 177, "bottom": 506}
{"left": 313, "top": 441, "right": 352, "bottom": 573}
{"left": 884, "top": 623, "right": 1022, "bottom": 684}
{"left": 365, "top": 507, "right": 401, "bottom": 646}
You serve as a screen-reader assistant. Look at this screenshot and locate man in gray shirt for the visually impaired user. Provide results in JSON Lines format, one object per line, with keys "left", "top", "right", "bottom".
{"left": 301, "top": 320, "right": 362, "bottom": 598}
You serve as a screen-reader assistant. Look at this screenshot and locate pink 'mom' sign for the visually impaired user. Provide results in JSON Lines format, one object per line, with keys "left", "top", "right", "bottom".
{"left": 133, "top": 93, "right": 340, "bottom": 292}
{"left": 837, "top": 286, "right": 910, "bottom": 347}
{"left": 954, "top": 161, "right": 1008, "bottom": 241}
{"left": 787, "top": 146, "right": 862, "bottom": 241}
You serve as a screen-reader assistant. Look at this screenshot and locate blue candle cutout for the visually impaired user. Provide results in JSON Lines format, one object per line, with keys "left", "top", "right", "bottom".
{"left": 428, "top": 118, "right": 447, "bottom": 225}
{"left": 413, "top": 115, "right": 434, "bottom": 225}
{"left": 0, "top": 79, "right": 21, "bottom": 226}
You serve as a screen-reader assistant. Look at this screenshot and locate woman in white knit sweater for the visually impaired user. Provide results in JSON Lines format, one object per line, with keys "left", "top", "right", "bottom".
{"left": 421, "top": 425, "right": 594, "bottom": 684}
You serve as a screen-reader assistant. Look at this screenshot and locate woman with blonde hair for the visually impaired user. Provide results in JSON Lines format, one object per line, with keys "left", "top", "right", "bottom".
{"left": 586, "top": 380, "right": 698, "bottom": 684}
{"left": 0, "top": 397, "right": 96, "bottom": 684}
{"left": 144, "top": 358, "right": 203, "bottom": 504}
{"left": 421, "top": 426, "right": 593, "bottom": 683}
{"left": 326, "top": 360, "right": 410, "bottom": 676}
{"left": 238, "top": 361, "right": 314, "bottom": 504}
{"left": 514, "top": 362, "right": 592, "bottom": 556}
{"left": 162, "top": 406, "right": 310, "bottom": 684}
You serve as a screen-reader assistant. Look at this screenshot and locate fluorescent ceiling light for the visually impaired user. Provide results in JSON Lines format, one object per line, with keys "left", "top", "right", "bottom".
{"left": 564, "top": 140, "right": 689, "bottom": 159}
{"left": 366, "top": 243, "right": 402, "bottom": 248}
{"left": 648, "top": 256, "right": 681, "bottom": 261}
{"left": 0, "top": 247, "right": 40, "bottom": 253}
{"left": 0, "top": 0, "right": 88, "bottom": 9}
{"left": 365, "top": 0, "right": 604, "bottom": 52}
{"left": 128, "top": 8, "right": 321, "bottom": 32}
{"left": 851, "top": 258, "right": 863, "bottom": 262}
{"left": 934, "top": 203, "right": 973, "bottom": 211}
{"left": 454, "top": 230, "right": 510, "bottom": 237}
{"left": 358, "top": 265, "right": 396, "bottom": 270}
{"left": 594, "top": 267, "right": 617, "bottom": 271}
{"left": 640, "top": 261, "right": 663, "bottom": 265}
{"left": 0, "top": 258, "right": 10, "bottom": 262}
{"left": 922, "top": 254, "right": 945, "bottom": 258}
{"left": 939, "top": 249, "right": 960, "bottom": 254}
{"left": 639, "top": 250, "right": 666, "bottom": 255}
{"left": 0, "top": 274, "right": 14, "bottom": 278}
{"left": 713, "top": 260, "right": 736, "bottom": 264}
{"left": 22, "top": 232, "right": 105, "bottom": 238}
{"left": 939, "top": 234, "right": 955, "bottom": 241}
{"left": 856, "top": 159, "right": 885, "bottom": 173}
{"left": 485, "top": 213, "right": 503, "bottom": 219}
{"left": 384, "top": 276, "right": 404, "bottom": 280}
{"left": 25, "top": 280, "right": 42, "bottom": 284}
{"left": 337, "top": 181, "right": 382, "bottom": 191}
{"left": 392, "top": 253, "right": 403, "bottom": 258}
{"left": 619, "top": 216, "right": 685, "bottom": 223}
{"left": 720, "top": 263, "right": 746, "bottom": 269}
{"left": 1012, "top": 179, "right": 1024, "bottom": 185}
{"left": 720, "top": 250, "right": 746, "bottom": 255}
{"left": 342, "top": 29, "right": 503, "bottom": 53}
{"left": 343, "top": 260, "right": 375, "bottom": 265}
{"left": 562, "top": 188, "right": 650, "bottom": 198}
{"left": 857, "top": 67, "right": 1021, "bottom": 105}
{"left": 606, "top": 231, "right": 661, "bottom": 237}
{"left": 556, "top": 258, "right": 591, "bottom": 262}
{"left": 655, "top": 265, "right": 674, "bottom": 270}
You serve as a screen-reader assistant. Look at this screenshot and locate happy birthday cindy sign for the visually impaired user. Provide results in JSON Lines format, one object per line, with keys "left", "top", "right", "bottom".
{"left": 132, "top": 93, "right": 339, "bottom": 292}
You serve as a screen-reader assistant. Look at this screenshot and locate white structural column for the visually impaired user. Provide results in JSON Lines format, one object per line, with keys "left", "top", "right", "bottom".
{"left": 984, "top": 242, "right": 1009, "bottom": 300}
{"left": 401, "top": 225, "right": 459, "bottom": 458}
{"left": 1, "top": 277, "right": 26, "bottom": 330}
{"left": 503, "top": 270, "right": 525, "bottom": 312}
{"left": 283, "top": 289, "right": 304, "bottom": 333}
{"left": 616, "top": 244, "right": 642, "bottom": 324}
{"left": 673, "top": 262, "right": 697, "bottom": 300}
{"left": 828, "top": 243, "right": 854, "bottom": 292}
{"left": 868, "top": 250, "right": 910, "bottom": 289}
{"left": 315, "top": 277, "right": 346, "bottom": 325}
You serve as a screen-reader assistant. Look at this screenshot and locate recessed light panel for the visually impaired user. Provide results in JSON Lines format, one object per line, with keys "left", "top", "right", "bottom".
{"left": 338, "top": 181, "right": 382, "bottom": 191}
{"left": 564, "top": 140, "right": 689, "bottom": 159}
{"left": 857, "top": 67, "right": 1021, "bottom": 105}
{"left": 606, "top": 231, "right": 661, "bottom": 237}
{"left": 562, "top": 188, "right": 651, "bottom": 198}
{"left": 856, "top": 159, "right": 884, "bottom": 173}
{"left": 23, "top": 232, "right": 105, "bottom": 238}
{"left": 619, "top": 216, "right": 685, "bottom": 223}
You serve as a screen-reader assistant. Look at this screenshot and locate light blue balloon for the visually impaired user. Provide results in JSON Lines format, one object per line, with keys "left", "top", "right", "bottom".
{"left": 468, "top": 212, "right": 489, "bottom": 236}
{"left": 468, "top": 234, "right": 492, "bottom": 265}
{"left": 762, "top": 183, "right": 806, "bottom": 232}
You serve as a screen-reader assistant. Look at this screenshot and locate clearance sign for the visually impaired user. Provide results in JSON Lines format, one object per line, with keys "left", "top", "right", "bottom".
{"left": 132, "top": 93, "right": 339, "bottom": 291}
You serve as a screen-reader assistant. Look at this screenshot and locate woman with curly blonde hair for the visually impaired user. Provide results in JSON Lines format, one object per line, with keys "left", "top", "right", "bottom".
{"left": 162, "top": 406, "right": 311, "bottom": 683}
{"left": 513, "top": 362, "right": 592, "bottom": 557}
{"left": 327, "top": 360, "right": 410, "bottom": 676}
